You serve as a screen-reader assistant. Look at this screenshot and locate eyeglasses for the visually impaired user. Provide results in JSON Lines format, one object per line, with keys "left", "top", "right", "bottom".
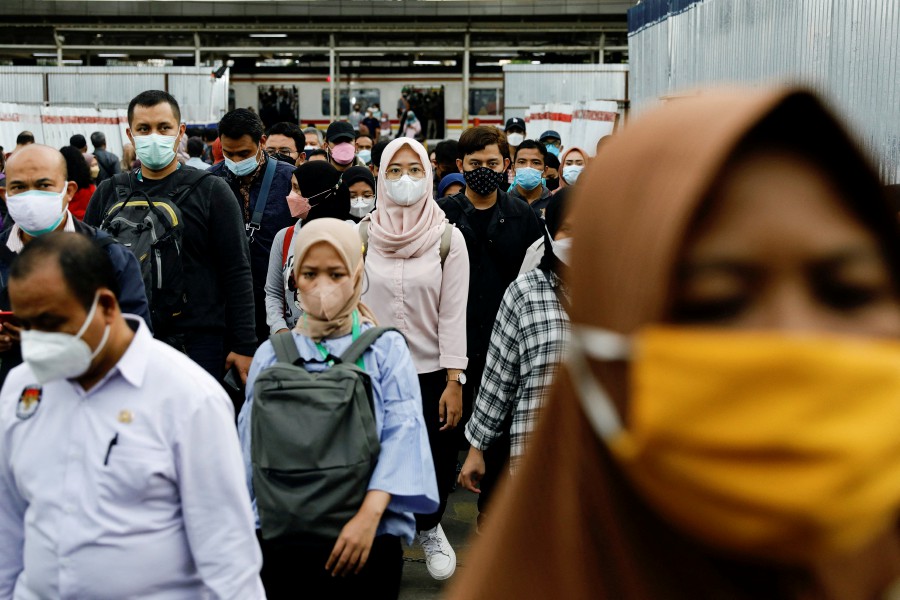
{"left": 266, "top": 148, "right": 297, "bottom": 157}
{"left": 384, "top": 165, "right": 427, "bottom": 181}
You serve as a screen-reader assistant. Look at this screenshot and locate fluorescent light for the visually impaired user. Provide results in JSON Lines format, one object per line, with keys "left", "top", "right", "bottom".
{"left": 413, "top": 60, "right": 441, "bottom": 65}
{"left": 230, "top": 53, "right": 261, "bottom": 58}
{"left": 164, "top": 53, "right": 194, "bottom": 57}
{"left": 476, "top": 61, "right": 501, "bottom": 66}
{"left": 249, "top": 33, "right": 288, "bottom": 38}
{"left": 61, "top": 60, "right": 83, "bottom": 65}
{"left": 33, "top": 53, "right": 58, "bottom": 57}
{"left": 531, "top": 60, "right": 541, "bottom": 64}
{"left": 98, "top": 53, "right": 128, "bottom": 58}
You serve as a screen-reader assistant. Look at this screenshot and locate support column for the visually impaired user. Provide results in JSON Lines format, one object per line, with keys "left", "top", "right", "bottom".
{"left": 194, "top": 32, "right": 201, "bottom": 67}
{"left": 462, "top": 32, "right": 470, "bottom": 129}
{"left": 598, "top": 33, "right": 606, "bottom": 64}
{"left": 329, "top": 34, "right": 337, "bottom": 120}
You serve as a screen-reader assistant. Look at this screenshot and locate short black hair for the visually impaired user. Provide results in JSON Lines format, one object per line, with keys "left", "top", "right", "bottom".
{"left": 16, "top": 131, "right": 34, "bottom": 145}
{"left": 187, "top": 136, "right": 204, "bottom": 158}
{"left": 514, "top": 139, "right": 548, "bottom": 164}
{"left": 458, "top": 126, "right": 509, "bottom": 160}
{"left": 128, "top": 90, "right": 181, "bottom": 127}
{"left": 69, "top": 134, "right": 87, "bottom": 149}
{"left": 434, "top": 139, "right": 459, "bottom": 168}
{"left": 60, "top": 145, "right": 91, "bottom": 190}
{"left": 305, "top": 148, "right": 328, "bottom": 160}
{"left": 90, "top": 131, "right": 106, "bottom": 148}
{"left": 219, "top": 108, "right": 265, "bottom": 144}
{"left": 267, "top": 122, "right": 305, "bottom": 153}
{"left": 371, "top": 140, "right": 390, "bottom": 168}
{"left": 10, "top": 231, "right": 119, "bottom": 311}
{"left": 544, "top": 153, "right": 560, "bottom": 170}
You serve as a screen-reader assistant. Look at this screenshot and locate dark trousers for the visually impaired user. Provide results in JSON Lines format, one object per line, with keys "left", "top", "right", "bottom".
{"left": 415, "top": 370, "right": 462, "bottom": 532}
{"left": 462, "top": 363, "right": 511, "bottom": 529}
{"left": 258, "top": 533, "right": 403, "bottom": 600}
{"left": 184, "top": 333, "right": 226, "bottom": 381}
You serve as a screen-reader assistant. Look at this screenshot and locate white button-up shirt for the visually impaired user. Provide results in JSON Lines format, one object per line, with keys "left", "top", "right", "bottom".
{"left": 0, "top": 318, "right": 265, "bottom": 600}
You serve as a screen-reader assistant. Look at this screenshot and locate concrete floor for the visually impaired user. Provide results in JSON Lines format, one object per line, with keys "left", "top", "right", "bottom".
{"left": 398, "top": 484, "right": 480, "bottom": 600}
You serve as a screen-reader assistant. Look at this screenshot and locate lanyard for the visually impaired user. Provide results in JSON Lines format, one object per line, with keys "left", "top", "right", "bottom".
{"left": 314, "top": 310, "right": 365, "bottom": 369}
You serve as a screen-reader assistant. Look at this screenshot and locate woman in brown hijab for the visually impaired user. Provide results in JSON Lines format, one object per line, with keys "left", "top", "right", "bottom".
{"left": 449, "top": 88, "right": 900, "bottom": 599}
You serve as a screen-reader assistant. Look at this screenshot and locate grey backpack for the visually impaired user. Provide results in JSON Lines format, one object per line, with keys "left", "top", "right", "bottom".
{"left": 251, "top": 327, "right": 397, "bottom": 542}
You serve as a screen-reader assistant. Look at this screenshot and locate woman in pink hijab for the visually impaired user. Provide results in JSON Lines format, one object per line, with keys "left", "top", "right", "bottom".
{"left": 359, "top": 137, "right": 469, "bottom": 581}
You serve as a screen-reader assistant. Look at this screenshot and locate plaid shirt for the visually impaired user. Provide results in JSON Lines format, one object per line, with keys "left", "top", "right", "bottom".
{"left": 465, "top": 268, "right": 570, "bottom": 471}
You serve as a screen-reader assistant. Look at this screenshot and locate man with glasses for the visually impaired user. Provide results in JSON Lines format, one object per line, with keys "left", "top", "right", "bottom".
{"left": 265, "top": 122, "right": 306, "bottom": 166}
{"left": 209, "top": 108, "right": 295, "bottom": 349}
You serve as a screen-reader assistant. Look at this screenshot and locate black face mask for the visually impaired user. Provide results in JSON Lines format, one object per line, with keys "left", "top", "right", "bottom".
{"left": 270, "top": 152, "right": 296, "bottom": 165}
{"left": 463, "top": 166, "right": 506, "bottom": 196}
{"left": 545, "top": 176, "right": 560, "bottom": 192}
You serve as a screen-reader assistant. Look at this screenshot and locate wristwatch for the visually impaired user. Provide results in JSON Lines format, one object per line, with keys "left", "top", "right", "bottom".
{"left": 447, "top": 372, "right": 467, "bottom": 385}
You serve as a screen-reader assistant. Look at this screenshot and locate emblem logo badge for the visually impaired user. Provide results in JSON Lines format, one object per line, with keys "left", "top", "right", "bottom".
{"left": 16, "top": 386, "right": 42, "bottom": 420}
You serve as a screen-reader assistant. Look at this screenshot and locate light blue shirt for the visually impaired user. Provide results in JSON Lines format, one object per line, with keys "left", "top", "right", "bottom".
{"left": 238, "top": 326, "right": 439, "bottom": 544}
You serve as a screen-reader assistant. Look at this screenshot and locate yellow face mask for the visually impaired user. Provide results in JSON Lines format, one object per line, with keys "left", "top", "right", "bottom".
{"left": 569, "top": 325, "right": 900, "bottom": 565}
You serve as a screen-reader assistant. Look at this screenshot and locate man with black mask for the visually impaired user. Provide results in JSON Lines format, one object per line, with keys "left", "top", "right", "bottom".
{"left": 436, "top": 125, "right": 542, "bottom": 531}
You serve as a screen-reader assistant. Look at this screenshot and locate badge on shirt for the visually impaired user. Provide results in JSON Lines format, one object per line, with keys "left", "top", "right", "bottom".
{"left": 16, "top": 385, "right": 42, "bottom": 420}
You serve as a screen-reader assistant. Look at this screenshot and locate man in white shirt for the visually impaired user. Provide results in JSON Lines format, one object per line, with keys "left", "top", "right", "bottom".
{"left": 0, "top": 232, "right": 264, "bottom": 600}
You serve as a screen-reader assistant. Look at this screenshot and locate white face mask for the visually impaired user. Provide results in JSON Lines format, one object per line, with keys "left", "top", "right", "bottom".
{"left": 507, "top": 132, "right": 525, "bottom": 146}
{"left": 21, "top": 292, "right": 111, "bottom": 384}
{"left": 6, "top": 184, "right": 69, "bottom": 237}
{"left": 562, "top": 164, "right": 584, "bottom": 185}
{"left": 384, "top": 174, "right": 428, "bottom": 207}
{"left": 551, "top": 236, "right": 572, "bottom": 266}
{"left": 350, "top": 195, "right": 376, "bottom": 218}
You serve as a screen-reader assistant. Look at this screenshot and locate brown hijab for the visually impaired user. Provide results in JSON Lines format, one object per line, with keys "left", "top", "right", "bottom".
{"left": 448, "top": 88, "right": 899, "bottom": 599}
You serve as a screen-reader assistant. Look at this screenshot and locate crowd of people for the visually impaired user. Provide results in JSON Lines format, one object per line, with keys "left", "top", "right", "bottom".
{"left": 1, "top": 83, "right": 900, "bottom": 600}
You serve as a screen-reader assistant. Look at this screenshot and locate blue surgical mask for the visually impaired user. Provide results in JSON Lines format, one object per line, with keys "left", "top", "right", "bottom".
{"left": 546, "top": 144, "right": 561, "bottom": 158}
{"left": 226, "top": 150, "right": 262, "bottom": 177}
{"left": 357, "top": 149, "right": 372, "bottom": 165}
{"left": 514, "top": 167, "right": 542, "bottom": 191}
{"left": 562, "top": 164, "right": 584, "bottom": 185}
{"left": 134, "top": 133, "right": 178, "bottom": 170}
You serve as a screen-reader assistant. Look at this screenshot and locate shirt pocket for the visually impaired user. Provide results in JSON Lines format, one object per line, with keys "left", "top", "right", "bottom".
{"left": 97, "top": 444, "right": 174, "bottom": 506}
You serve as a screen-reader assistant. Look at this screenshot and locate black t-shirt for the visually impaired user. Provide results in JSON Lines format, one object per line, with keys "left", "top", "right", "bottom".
{"left": 469, "top": 202, "right": 497, "bottom": 242}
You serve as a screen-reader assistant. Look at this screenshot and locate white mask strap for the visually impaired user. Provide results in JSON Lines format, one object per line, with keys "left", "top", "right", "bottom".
{"left": 567, "top": 324, "right": 630, "bottom": 439}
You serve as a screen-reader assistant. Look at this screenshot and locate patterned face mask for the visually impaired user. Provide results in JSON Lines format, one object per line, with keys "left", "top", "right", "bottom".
{"left": 463, "top": 166, "right": 506, "bottom": 196}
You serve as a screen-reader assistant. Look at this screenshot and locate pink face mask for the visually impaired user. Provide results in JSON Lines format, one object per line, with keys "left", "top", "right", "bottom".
{"left": 330, "top": 142, "right": 356, "bottom": 165}
{"left": 286, "top": 191, "right": 311, "bottom": 219}
{"left": 300, "top": 277, "right": 353, "bottom": 321}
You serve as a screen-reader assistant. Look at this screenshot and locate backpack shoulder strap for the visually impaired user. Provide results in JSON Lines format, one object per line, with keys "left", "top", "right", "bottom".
{"left": 340, "top": 326, "right": 400, "bottom": 366}
{"left": 270, "top": 331, "right": 303, "bottom": 366}
{"left": 112, "top": 171, "right": 134, "bottom": 203}
{"left": 249, "top": 157, "right": 278, "bottom": 232}
{"left": 169, "top": 170, "right": 212, "bottom": 206}
{"left": 282, "top": 226, "right": 295, "bottom": 268}
{"left": 439, "top": 222, "right": 453, "bottom": 269}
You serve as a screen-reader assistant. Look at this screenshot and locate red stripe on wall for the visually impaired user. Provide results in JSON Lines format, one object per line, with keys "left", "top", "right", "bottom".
{"left": 40, "top": 115, "right": 124, "bottom": 125}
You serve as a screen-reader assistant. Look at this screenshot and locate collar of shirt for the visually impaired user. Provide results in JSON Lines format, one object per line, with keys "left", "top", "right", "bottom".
{"left": 6, "top": 210, "right": 77, "bottom": 253}
{"left": 74, "top": 316, "right": 151, "bottom": 397}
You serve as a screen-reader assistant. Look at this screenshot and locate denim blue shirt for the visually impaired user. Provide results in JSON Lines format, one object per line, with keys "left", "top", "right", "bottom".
{"left": 238, "top": 326, "right": 439, "bottom": 544}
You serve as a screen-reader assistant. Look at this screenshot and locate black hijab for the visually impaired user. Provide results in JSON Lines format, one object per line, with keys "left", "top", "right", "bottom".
{"left": 293, "top": 161, "right": 351, "bottom": 222}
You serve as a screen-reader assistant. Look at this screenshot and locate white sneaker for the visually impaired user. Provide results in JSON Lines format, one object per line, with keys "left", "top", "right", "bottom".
{"left": 416, "top": 523, "right": 457, "bottom": 580}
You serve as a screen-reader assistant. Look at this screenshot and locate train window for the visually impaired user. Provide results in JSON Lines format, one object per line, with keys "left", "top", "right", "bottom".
{"left": 470, "top": 89, "right": 502, "bottom": 116}
{"left": 322, "top": 89, "right": 381, "bottom": 117}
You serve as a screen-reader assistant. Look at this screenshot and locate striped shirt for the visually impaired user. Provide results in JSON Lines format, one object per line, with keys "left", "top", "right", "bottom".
{"left": 465, "top": 268, "right": 570, "bottom": 471}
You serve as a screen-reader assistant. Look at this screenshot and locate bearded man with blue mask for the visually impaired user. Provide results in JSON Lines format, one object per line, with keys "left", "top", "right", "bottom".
{"left": 84, "top": 90, "right": 257, "bottom": 389}
{"left": 208, "top": 108, "right": 295, "bottom": 353}
{"left": 0, "top": 144, "right": 150, "bottom": 387}
{"left": 508, "top": 140, "right": 553, "bottom": 220}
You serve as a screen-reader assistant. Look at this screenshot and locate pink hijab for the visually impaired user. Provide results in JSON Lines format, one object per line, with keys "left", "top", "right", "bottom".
{"left": 557, "top": 146, "right": 590, "bottom": 190}
{"left": 365, "top": 137, "right": 447, "bottom": 259}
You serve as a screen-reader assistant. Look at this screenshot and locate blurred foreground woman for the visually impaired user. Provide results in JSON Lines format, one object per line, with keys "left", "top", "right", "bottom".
{"left": 448, "top": 88, "right": 900, "bottom": 599}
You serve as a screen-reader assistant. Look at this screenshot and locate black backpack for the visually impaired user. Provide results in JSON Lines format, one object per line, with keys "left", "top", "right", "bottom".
{"left": 251, "top": 328, "right": 398, "bottom": 542}
{"left": 99, "top": 169, "right": 210, "bottom": 332}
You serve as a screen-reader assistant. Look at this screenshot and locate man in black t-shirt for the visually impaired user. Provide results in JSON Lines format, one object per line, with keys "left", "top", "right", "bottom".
{"left": 85, "top": 90, "right": 257, "bottom": 385}
{"left": 437, "top": 125, "right": 542, "bottom": 529}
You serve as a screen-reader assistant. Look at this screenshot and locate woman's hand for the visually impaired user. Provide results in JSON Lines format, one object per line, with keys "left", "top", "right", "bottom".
{"left": 440, "top": 370, "right": 464, "bottom": 432}
{"left": 325, "top": 490, "right": 391, "bottom": 577}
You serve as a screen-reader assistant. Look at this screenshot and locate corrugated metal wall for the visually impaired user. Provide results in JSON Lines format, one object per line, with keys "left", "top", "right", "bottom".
{"left": 628, "top": 0, "right": 900, "bottom": 183}
{"left": 503, "top": 64, "right": 629, "bottom": 119}
{"left": 0, "top": 67, "right": 229, "bottom": 123}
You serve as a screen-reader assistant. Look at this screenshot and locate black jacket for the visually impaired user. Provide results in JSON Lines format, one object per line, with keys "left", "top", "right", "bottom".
{"left": 0, "top": 217, "right": 152, "bottom": 384}
{"left": 437, "top": 190, "right": 543, "bottom": 370}
{"left": 85, "top": 166, "right": 258, "bottom": 356}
